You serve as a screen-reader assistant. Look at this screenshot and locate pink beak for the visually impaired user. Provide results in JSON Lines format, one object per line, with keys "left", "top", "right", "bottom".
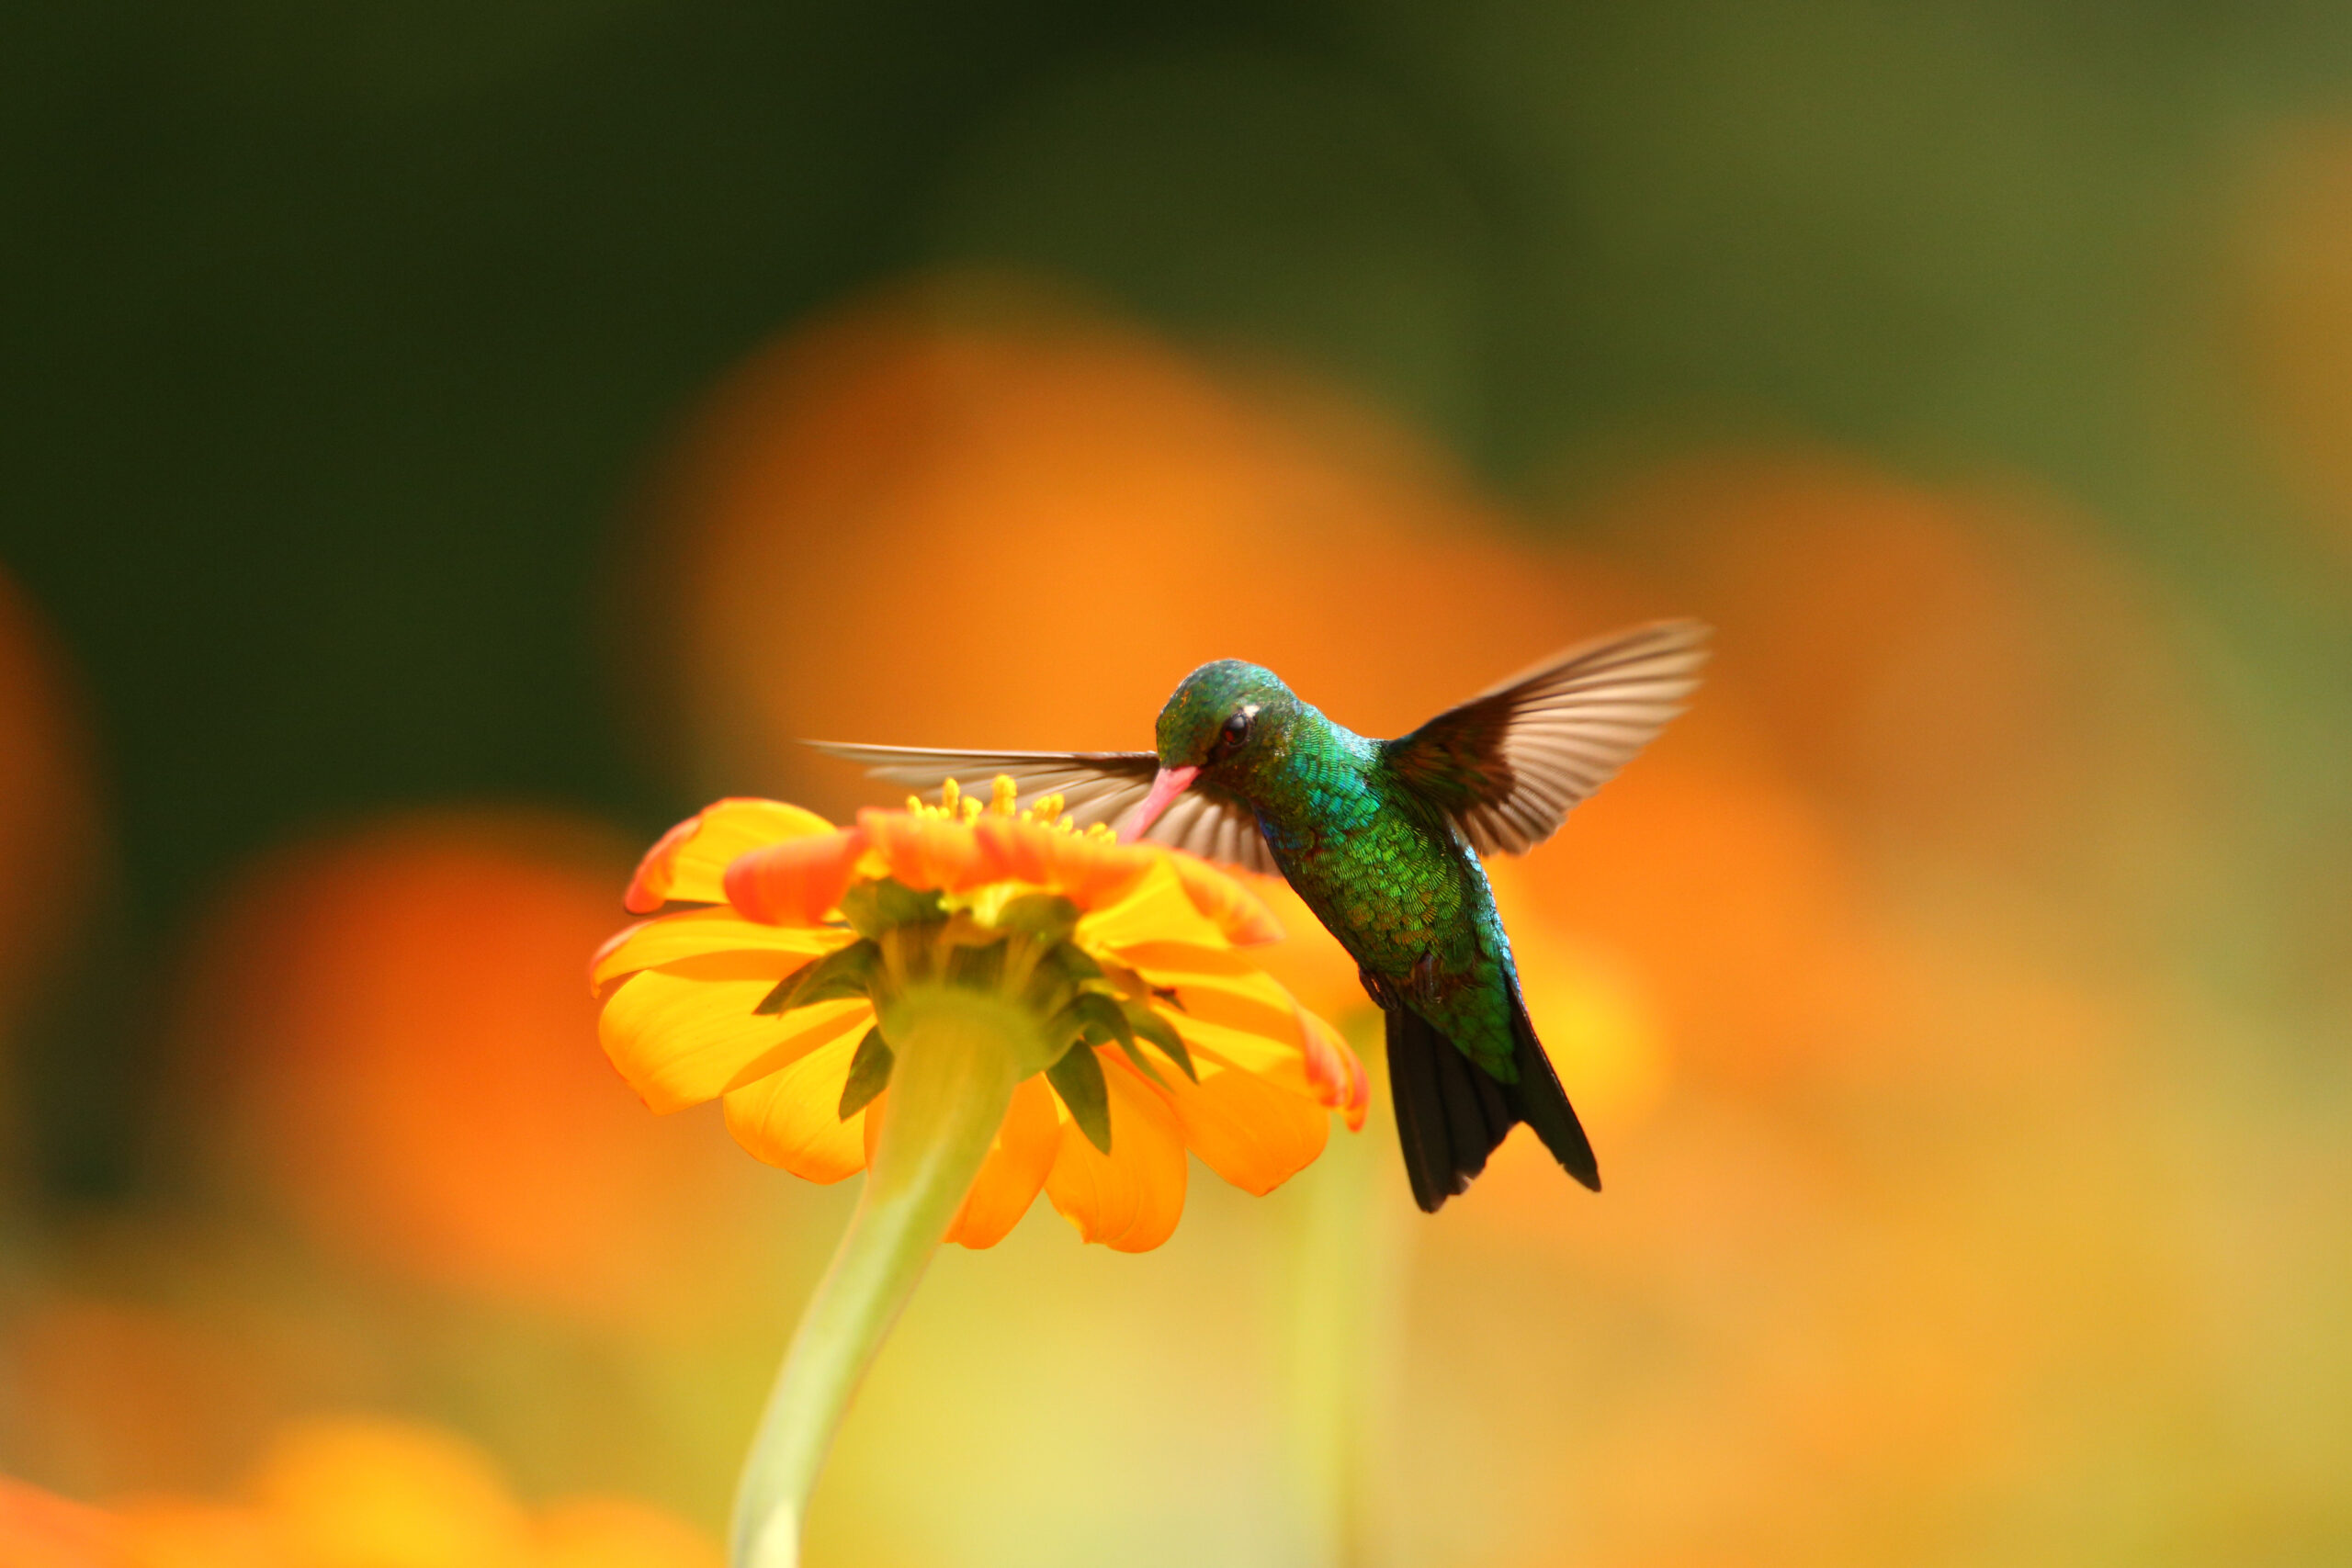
{"left": 1121, "top": 764, "right": 1199, "bottom": 843}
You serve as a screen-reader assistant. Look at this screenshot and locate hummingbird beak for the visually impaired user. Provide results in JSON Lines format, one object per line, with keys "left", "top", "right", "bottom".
{"left": 1121, "top": 764, "right": 1199, "bottom": 843}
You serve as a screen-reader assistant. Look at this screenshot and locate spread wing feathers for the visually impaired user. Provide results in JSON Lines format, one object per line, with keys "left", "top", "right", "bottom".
{"left": 1129, "top": 783, "right": 1282, "bottom": 874}
{"left": 804, "top": 741, "right": 1280, "bottom": 875}
{"left": 1383, "top": 618, "right": 1711, "bottom": 857}
{"left": 807, "top": 742, "right": 1154, "bottom": 823}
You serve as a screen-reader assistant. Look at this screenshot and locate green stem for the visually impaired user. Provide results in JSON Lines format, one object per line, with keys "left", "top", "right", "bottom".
{"left": 1283, "top": 1035, "right": 1404, "bottom": 1568}
{"left": 731, "top": 987, "right": 1046, "bottom": 1568}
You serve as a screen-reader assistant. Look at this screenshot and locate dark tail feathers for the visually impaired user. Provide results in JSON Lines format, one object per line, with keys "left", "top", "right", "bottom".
{"left": 1384, "top": 977, "right": 1600, "bottom": 1213}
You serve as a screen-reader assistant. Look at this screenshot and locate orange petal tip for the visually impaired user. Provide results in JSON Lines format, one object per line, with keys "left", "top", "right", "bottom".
{"left": 976, "top": 816, "right": 1155, "bottom": 908}
{"left": 857, "top": 808, "right": 1003, "bottom": 892}
{"left": 1297, "top": 1005, "right": 1368, "bottom": 1129}
{"left": 623, "top": 812, "right": 706, "bottom": 913}
{"left": 724, "top": 826, "right": 867, "bottom": 924}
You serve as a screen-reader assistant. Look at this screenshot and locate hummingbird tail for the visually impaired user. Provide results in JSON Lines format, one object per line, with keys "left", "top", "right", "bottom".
{"left": 1383, "top": 977, "right": 1601, "bottom": 1213}
{"left": 1384, "top": 1005, "right": 1511, "bottom": 1213}
{"left": 1501, "top": 975, "right": 1602, "bottom": 1193}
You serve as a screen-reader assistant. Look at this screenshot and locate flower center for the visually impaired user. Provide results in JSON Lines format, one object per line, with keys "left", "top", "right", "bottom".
{"left": 908, "top": 774, "right": 1119, "bottom": 843}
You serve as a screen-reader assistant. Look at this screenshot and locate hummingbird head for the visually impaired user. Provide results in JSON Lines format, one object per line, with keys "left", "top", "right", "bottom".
{"left": 1121, "top": 660, "right": 1298, "bottom": 842}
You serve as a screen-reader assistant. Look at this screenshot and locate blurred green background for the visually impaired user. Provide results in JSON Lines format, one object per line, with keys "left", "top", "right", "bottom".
{"left": 5, "top": 2, "right": 2351, "bottom": 1564}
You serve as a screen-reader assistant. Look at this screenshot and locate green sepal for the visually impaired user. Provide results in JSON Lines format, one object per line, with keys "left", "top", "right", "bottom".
{"left": 991, "top": 892, "right": 1082, "bottom": 944}
{"left": 944, "top": 938, "right": 1008, "bottom": 993}
{"left": 838, "top": 878, "right": 945, "bottom": 939}
{"left": 835, "top": 1027, "right": 894, "bottom": 1119}
{"left": 1045, "top": 1041, "right": 1112, "bottom": 1154}
{"left": 1057, "top": 989, "right": 1168, "bottom": 1090}
{"left": 1029, "top": 942, "right": 1103, "bottom": 987}
{"left": 1063, "top": 988, "right": 1134, "bottom": 1049}
{"left": 1022, "top": 941, "right": 1104, "bottom": 1014}
{"left": 1122, "top": 998, "right": 1197, "bottom": 1083}
{"left": 754, "top": 939, "right": 881, "bottom": 1015}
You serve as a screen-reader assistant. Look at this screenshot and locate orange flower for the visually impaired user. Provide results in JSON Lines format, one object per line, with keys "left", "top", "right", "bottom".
{"left": 594, "top": 779, "right": 1364, "bottom": 1252}
{"left": 0, "top": 1416, "right": 723, "bottom": 1568}
{"left": 0, "top": 1474, "right": 126, "bottom": 1568}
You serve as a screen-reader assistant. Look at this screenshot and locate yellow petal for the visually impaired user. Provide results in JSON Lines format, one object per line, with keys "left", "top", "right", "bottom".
{"left": 1112, "top": 940, "right": 1304, "bottom": 1035}
{"left": 1165, "top": 1010, "right": 1321, "bottom": 1101}
{"left": 943, "top": 1076, "right": 1060, "bottom": 1248}
{"left": 1109, "top": 940, "right": 1365, "bottom": 1116}
{"left": 1157, "top": 1055, "right": 1329, "bottom": 1195}
{"left": 1166, "top": 853, "right": 1284, "bottom": 945}
{"left": 1166, "top": 1000, "right": 1365, "bottom": 1129}
{"left": 625, "top": 798, "right": 836, "bottom": 911}
{"left": 592, "top": 908, "right": 849, "bottom": 993}
{"left": 722, "top": 1026, "right": 873, "bottom": 1182}
{"left": 1074, "top": 860, "right": 1231, "bottom": 952}
{"left": 1043, "top": 1054, "right": 1187, "bottom": 1252}
{"left": 599, "top": 953, "right": 869, "bottom": 1112}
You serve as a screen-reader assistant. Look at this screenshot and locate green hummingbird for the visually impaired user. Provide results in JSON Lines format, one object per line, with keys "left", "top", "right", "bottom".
{"left": 811, "top": 619, "right": 1709, "bottom": 1211}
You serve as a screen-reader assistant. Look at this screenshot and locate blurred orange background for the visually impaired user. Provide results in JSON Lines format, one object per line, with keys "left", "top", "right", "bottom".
{"left": 7, "top": 8, "right": 2352, "bottom": 1565}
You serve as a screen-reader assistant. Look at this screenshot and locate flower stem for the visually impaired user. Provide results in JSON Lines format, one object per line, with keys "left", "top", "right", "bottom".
{"left": 731, "top": 987, "right": 1044, "bottom": 1568}
{"left": 1283, "top": 1037, "right": 1405, "bottom": 1567}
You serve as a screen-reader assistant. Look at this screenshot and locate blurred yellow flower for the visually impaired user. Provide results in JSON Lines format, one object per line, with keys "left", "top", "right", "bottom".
{"left": 594, "top": 780, "right": 1364, "bottom": 1252}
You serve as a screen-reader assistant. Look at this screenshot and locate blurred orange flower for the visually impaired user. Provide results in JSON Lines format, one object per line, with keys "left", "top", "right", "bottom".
{"left": 0, "top": 1473, "right": 126, "bottom": 1568}
{"left": 1, "top": 1416, "right": 719, "bottom": 1568}
{"left": 172, "top": 812, "right": 747, "bottom": 1320}
{"left": 637, "top": 277, "right": 1664, "bottom": 824}
{"left": 594, "top": 781, "right": 1366, "bottom": 1252}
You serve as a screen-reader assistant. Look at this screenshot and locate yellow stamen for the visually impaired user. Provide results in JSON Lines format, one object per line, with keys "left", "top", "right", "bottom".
{"left": 990, "top": 775, "right": 1018, "bottom": 817}
{"left": 1031, "top": 793, "right": 1065, "bottom": 827}
{"left": 941, "top": 778, "right": 962, "bottom": 818}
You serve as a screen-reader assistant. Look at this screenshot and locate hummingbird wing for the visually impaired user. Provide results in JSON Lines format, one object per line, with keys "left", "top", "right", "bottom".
{"left": 1383, "top": 618, "right": 1711, "bottom": 856}
{"left": 805, "top": 742, "right": 1281, "bottom": 874}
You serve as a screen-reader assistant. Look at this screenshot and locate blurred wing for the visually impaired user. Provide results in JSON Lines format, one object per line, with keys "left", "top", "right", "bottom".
{"left": 1125, "top": 782, "right": 1281, "bottom": 874}
{"left": 805, "top": 741, "right": 1279, "bottom": 874}
{"left": 1383, "top": 619, "right": 1711, "bottom": 856}
{"left": 808, "top": 742, "right": 1157, "bottom": 825}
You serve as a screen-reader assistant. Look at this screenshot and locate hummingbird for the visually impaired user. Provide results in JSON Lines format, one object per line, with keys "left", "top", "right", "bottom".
{"left": 811, "top": 619, "right": 1709, "bottom": 1211}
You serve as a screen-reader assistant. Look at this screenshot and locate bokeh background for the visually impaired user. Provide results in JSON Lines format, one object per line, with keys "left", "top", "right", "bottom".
{"left": 6, "top": 3, "right": 2352, "bottom": 1563}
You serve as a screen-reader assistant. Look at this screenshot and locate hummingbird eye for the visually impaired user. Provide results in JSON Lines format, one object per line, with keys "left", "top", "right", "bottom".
{"left": 1220, "top": 711, "right": 1253, "bottom": 749}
